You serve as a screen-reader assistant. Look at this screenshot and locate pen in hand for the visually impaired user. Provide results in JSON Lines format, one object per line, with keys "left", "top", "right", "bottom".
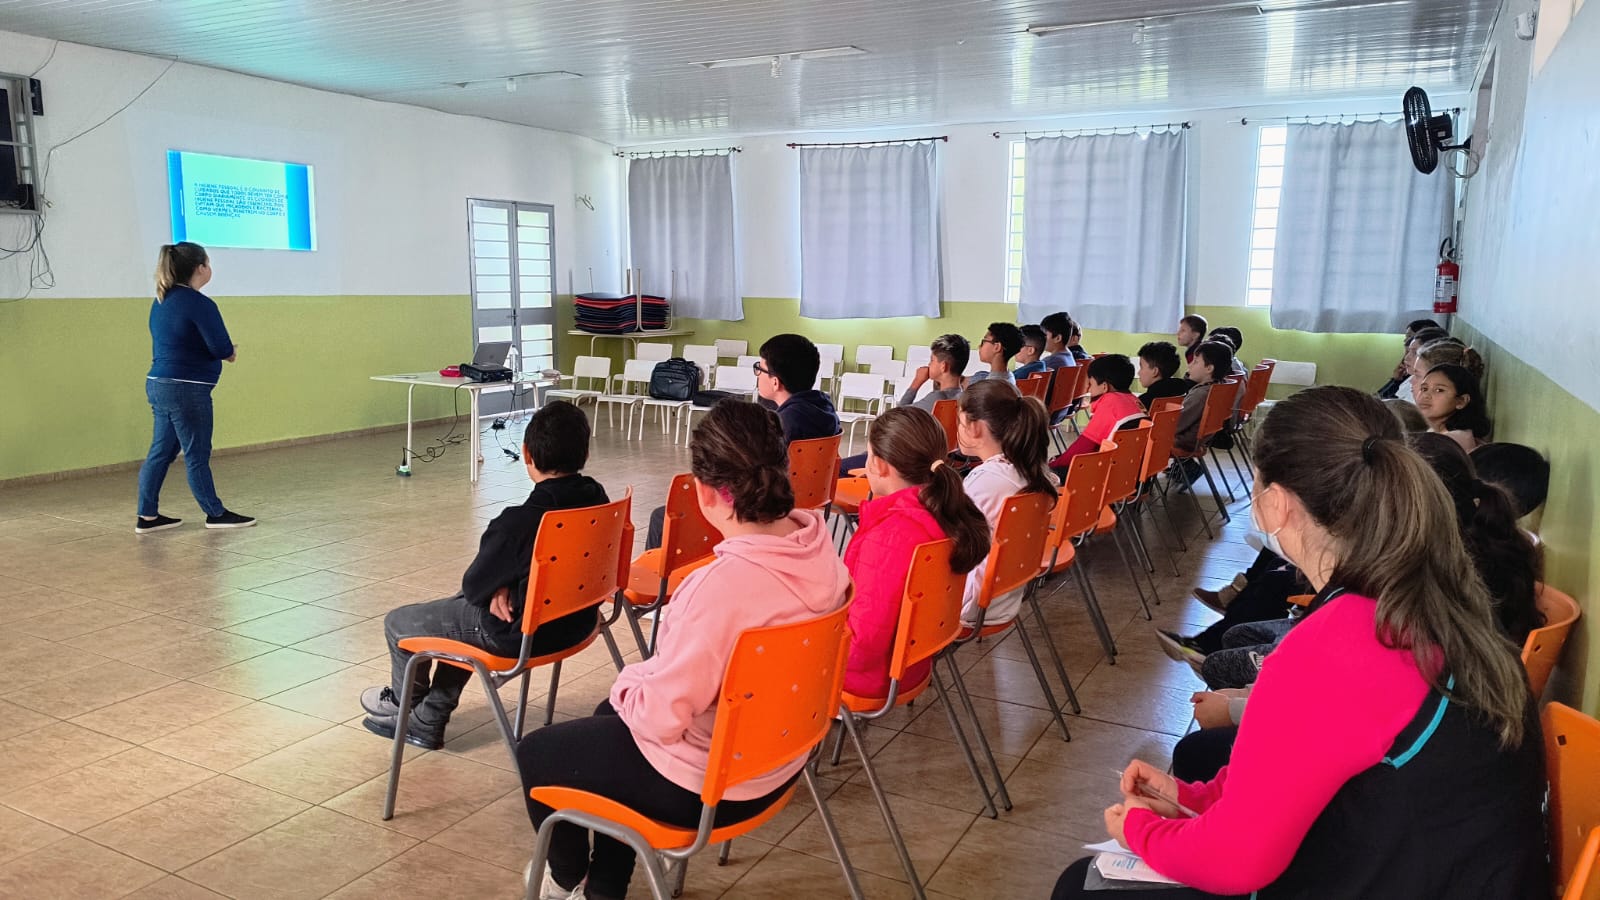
{"left": 1113, "top": 768, "right": 1200, "bottom": 819}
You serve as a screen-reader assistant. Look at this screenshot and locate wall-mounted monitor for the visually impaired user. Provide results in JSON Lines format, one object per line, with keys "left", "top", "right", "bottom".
{"left": 167, "top": 150, "right": 316, "bottom": 251}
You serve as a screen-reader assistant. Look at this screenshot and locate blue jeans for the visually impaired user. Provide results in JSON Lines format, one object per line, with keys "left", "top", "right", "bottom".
{"left": 137, "top": 378, "right": 225, "bottom": 517}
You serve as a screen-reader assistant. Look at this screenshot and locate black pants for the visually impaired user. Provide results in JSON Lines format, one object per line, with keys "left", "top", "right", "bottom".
{"left": 1192, "top": 568, "right": 1305, "bottom": 654}
{"left": 838, "top": 452, "right": 867, "bottom": 478}
{"left": 517, "top": 700, "right": 797, "bottom": 899}
{"left": 1171, "top": 726, "right": 1240, "bottom": 783}
{"left": 1052, "top": 856, "right": 1244, "bottom": 899}
{"left": 645, "top": 505, "right": 666, "bottom": 550}
{"left": 1243, "top": 547, "right": 1285, "bottom": 581}
{"left": 383, "top": 593, "right": 596, "bottom": 728}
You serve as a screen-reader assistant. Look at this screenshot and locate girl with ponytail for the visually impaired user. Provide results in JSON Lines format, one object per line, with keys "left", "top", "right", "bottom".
{"left": 843, "top": 407, "right": 992, "bottom": 697}
{"left": 1053, "top": 386, "right": 1547, "bottom": 900}
{"left": 955, "top": 378, "right": 1057, "bottom": 626}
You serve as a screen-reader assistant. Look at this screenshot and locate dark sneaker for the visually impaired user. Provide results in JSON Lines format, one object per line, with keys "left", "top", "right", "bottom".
{"left": 135, "top": 514, "right": 182, "bottom": 534}
{"left": 1154, "top": 629, "right": 1208, "bottom": 675}
{"left": 1193, "top": 587, "right": 1229, "bottom": 615}
{"left": 362, "top": 713, "right": 445, "bottom": 750}
{"left": 204, "top": 510, "right": 256, "bottom": 529}
{"left": 360, "top": 686, "right": 403, "bottom": 717}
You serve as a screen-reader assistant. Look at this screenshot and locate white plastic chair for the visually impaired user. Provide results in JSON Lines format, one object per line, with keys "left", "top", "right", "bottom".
{"left": 964, "top": 357, "right": 989, "bottom": 378}
{"left": 870, "top": 359, "right": 907, "bottom": 380}
{"left": 905, "top": 345, "right": 933, "bottom": 372}
{"left": 682, "top": 345, "right": 718, "bottom": 386}
{"left": 678, "top": 365, "right": 756, "bottom": 443}
{"left": 635, "top": 342, "right": 673, "bottom": 362}
{"left": 836, "top": 373, "right": 887, "bottom": 454}
{"left": 714, "top": 338, "right": 748, "bottom": 361}
{"left": 545, "top": 356, "right": 611, "bottom": 409}
{"left": 597, "top": 359, "right": 658, "bottom": 438}
{"left": 855, "top": 344, "right": 894, "bottom": 372}
{"left": 737, "top": 355, "right": 761, "bottom": 370}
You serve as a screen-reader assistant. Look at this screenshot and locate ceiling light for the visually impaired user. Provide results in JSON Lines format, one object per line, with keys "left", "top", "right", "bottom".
{"left": 1027, "top": 5, "right": 1264, "bottom": 36}
{"left": 690, "top": 46, "right": 867, "bottom": 69}
{"left": 449, "top": 71, "right": 583, "bottom": 89}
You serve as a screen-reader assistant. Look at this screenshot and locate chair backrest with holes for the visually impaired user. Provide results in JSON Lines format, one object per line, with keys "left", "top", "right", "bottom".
{"left": 1196, "top": 379, "right": 1242, "bottom": 445}
{"left": 702, "top": 596, "right": 853, "bottom": 804}
{"left": 1151, "top": 395, "right": 1184, "bottom": 414}
{"left": 714, "top": 338, "right": 748, "bottom": 360}
{"left": 890, "top": 540, "right": 965, "bottom": 679}
{"left": 1103, "top": 420, "right": 1152, "bottom": 506}
{"left": 522, "top": 491, "right": 632, "bottom": 635}
{"left": 856, "top": 344, "right": 894, "bottom": 368}
{"left": 838, "top": 373, "right": 886, "bottom": 410}
{"left": 636, "top": 342, "right": 673, "bottom": 362}
{"left": 1238, "top": 363, "right": 1274, "bottom": 420}
{"left": 1018, "top": 373, "right": 1050, "bottom": 400}
{"left": 622, "top": 358, "right": 658, "bottom": 388}
{"left": 977, "top": 493, "right": 1053, "bottom": 606}
{"left": 1057, "top": 446, "right": 1115, "bottom": 543}
{"left": 1522, "top": 584, "right": 1582, "bottom": 697}
{"left": 1142, "top": 406, "right": 1182, "bottom": 483}
{"left": 1048, "top": 365, "right": 1084, "bottom": 417}
{"left": 1546, "top": 701, "right": 1600, "bottom": 898}
{"left": 931, "top": 399, "right": 959, "bottom": 453}
{"left": 657, "top": 475, "right": 723, "bottom": 578}
{"left": 788, "top": 434, "right": 842, "bottom": 512}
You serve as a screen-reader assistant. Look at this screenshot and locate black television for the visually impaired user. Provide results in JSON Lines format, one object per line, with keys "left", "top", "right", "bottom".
{"left": 0, "top": 87, "right": 33, "bottom": 211}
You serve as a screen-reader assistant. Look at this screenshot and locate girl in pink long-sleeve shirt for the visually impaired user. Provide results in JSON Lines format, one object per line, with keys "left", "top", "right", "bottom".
{"left": 1053, "top": 387, "right": 1547, "bottom": 900}
{"left": 843, "top": 406, "right": 991, "bottom": 698}
{"left": 516, "top": 400, "right": 850, "bottom": 900}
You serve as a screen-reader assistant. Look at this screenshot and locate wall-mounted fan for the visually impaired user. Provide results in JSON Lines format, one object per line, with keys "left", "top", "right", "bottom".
{"left": 1403, "top": 86, "right": 1471, "bottom": 175}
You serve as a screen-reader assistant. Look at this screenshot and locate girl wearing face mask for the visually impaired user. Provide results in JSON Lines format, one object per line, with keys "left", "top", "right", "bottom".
{"left": 1052, "top": 386, "right": 1547, "bottom": 900}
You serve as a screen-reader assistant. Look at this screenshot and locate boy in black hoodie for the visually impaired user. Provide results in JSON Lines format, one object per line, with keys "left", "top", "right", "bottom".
{"left": 361, "top": 401, "right": 609, "bottom": 749}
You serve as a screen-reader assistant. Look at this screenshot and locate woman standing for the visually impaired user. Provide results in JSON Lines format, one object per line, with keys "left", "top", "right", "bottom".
{"left": 136, "top": 242, "right": 254, "bottom": 533}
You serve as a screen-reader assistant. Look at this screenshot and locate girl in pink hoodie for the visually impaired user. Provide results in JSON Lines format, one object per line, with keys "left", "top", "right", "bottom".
{"left": 516, "top": 400, "right": 850, "bottom": 900}
{"left": 845, "top": 406, "right": 991, "bottom": 698}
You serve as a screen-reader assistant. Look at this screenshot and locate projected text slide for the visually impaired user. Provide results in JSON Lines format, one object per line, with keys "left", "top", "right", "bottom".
{"left": 167, "top": 150, "right": 317, "bottom": 251}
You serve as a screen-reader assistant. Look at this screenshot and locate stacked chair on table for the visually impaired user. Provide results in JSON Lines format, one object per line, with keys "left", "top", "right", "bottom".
{"left": 574, "top": 291, "right": 670, "bottom": 333}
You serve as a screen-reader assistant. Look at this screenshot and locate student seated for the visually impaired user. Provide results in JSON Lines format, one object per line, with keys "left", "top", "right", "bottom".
{"left": 1047, "top": 354, "right": 1145, "bottom": 481}
{"left": 955, "top": 379, "right": 1058, "bottom": 626}
{"left": 1205, "top": 328, "right": 1248, "bottom": 379}
{"left": 1012, "top": 325, "right": 1049, "bottom": 380}
{"left": 1176, "top": 313, "right": 1208, "bottom": 364}
{"left": 1039, "top": 312, "right": 1080, "bottom": 370}
{"left": 1391, "top": 326, "right": 1452, "bottom": 401}
{"left": 843, "top": 407, "right": 991, "bottom": 697}
{"left": 839, "top": 334, "right": 968, "bottom": 476}
{"left": 1173, "top": 341, "right": 1234, "bottom": 454}
{"left": 360, "top": 401, "right": 607, "bottom": 749}
{"left": 1471, "top": 442, "right": 1551, "bottom": 521}
{"left": 1382, "top": 397, "right": 1428, "bottom": 432}
{"left": 516, "top": 400, "right": 850, "bottom": 900}
{"left": 1066, "top": 320, "right": 1090, "bottom": 361}
{"left": 966, "top": 322, "right": 1024, "bottom": 388}
{"left": 647, "top": 333, "right": 838, "bottom": 548}
{"left": 1136, "top": 341, "right": 1190, "bottom": 410}
{"left": 1052, "top": 387, "right": 1549, "bottom": 900}
{"left": 1406, "top": 337, "right": 1481, "bottom": 404}
{"left": 1378, "top": 319, "right": 1443, "bottom": 399}
{"left": 1413, "top": 363, "right": 1491, "bottom": 452}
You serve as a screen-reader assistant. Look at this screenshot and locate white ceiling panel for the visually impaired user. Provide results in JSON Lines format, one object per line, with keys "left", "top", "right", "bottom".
{"left": 0, "top": 0, "right": 1499, "bottom": 143}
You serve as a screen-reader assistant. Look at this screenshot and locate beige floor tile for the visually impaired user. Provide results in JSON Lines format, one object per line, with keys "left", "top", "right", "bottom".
{"left": 780, "top": 780, "right": 977, "bottom": 884}
{"left": 6, "top": 745, "right": 214, "bottom": 832}
{"left": 925, "top": 816, "right": 1089, "bottom": 899}
{"left": 0, "top": 586, "right": 99, "bottom": 625}
{"left": 0, "top": 698, "right": 56, "bottom": 742}
{"left": 325, "top": 550, "right": 439, "bottom": 582}
{"left": 68, "top": 680, "right": 251, "bottom": 744}
{"left": 325, "top": 751, "right": 520, "bottom": 840}
{"left": 225, "top": 604, "right": 367, "bottom": 645}
{"left": 258, "top": 663, "right": 388, "bottom": 722}
{"left": 145, "top": 702, "right": 334, "bottom": 772}
{"left": 10, "top": 601, "right": 152, "bottom": 642}
{"left": 271, "top": 541, "right": 383, "bottom": 571}
{"left": 122, "top": 630, "right": 282, "bottom": 679}
{"left": 0, "top": 720, "right": 134, "bottom": 793}
{"left": 310, "top": 580, "right": 434, "bottom": 618}
{"left": 1024, "top": 715, "right": 1176, "bottom": 776}
{"left": 8, "top": 659, "right": 177, "bottom": 718}
{"left": 252, "top": 570, "right": 376, "bottom": 604}
{"left": 724, "top": 845, "right": 911, "bottom": 899}
{"left": 114, "top": 577, "right": 244, "bottom": 614}
{"left": 325, "top": 841, "right": 523, "bottom": 899}
{"left": 426, "top": 790, "right": 535, "bottom": 872}
{"left": 0, "top": 806, "right": 70, "bottom": 865}
{"left": 900, "top": 692, "right": 1059, "bottom": 760}
{"left": 62, "top": 615, "right": 217, "bottom": 661}
{"left": 289, "top": 617, "right": 389, "bottom": 665}
{"left": 83, "top": 775, "right": 309, "bottom": 871}
{"left": 229, "top": 724, "right": 421, "bottom": 804}
{"left": 224, "top": 530, "right": 341, "bottom": 560}
{"left": 844, "top": 730, "right": 1024, "bottom": 817}
{"left": 160, "top": 591, "right": 302, "bottom": 630}
{"left": 215, "top": 559, "right": 320, "bottom": 592}
{"left": 0, "top": 835, "right": 165, "bottom": 899}
{"left": 124, "top": 875, "right": 230, "bottom": 899}
{"left": 988, "top": 759, "right": 1125, "bottom": 840}
{"left": 189, "top": 647, "right": 350, "bottom": 699}
{"left": 178, "top": 807, "right": 417, "bottom": 900}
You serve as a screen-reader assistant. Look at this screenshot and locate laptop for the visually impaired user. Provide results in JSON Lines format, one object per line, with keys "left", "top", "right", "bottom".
{"left": 471, "top": 341, "right": 512, "bottom": 368}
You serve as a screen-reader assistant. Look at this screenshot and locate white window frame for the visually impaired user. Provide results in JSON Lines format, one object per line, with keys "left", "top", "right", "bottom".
{"left": 1003, "top": 140, "right": 1026, "bottom": 303}
{"left": 1245, "top": 125, "right": 1288, "bottom": 307}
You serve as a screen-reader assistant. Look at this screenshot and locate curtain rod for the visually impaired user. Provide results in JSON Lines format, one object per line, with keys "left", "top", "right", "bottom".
{"left": 786, "top": 135, "right": 948, "bottom": 148}
{"left": 1238, "top": 108, "right": 1460, "bottom": 125}
{"left": 615, "top": 146, "right": 741, "bottom": 158}
{"left": 993, "top": 122, "right": 1190, "bottom": 139}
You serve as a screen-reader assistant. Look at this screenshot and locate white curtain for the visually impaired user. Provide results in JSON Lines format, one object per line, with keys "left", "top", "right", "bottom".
{"left": 1270, "top": 121, "right": 1450, "bottom": 333}
{"left": 1018, "top": 130, "right": 1188, "bottom": 333}
{"left": 799, "top": 143, "right": 939, "bottom": 319}
{"left": 627, "top": 154, "right": 741, "bottom": 320}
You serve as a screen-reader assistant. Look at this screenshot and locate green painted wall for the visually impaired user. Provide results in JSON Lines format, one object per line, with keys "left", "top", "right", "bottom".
{"left": 1454, "top": 321, "right": 1597, "bottom": 710}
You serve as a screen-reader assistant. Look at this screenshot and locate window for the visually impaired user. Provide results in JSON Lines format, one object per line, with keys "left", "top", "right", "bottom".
{"left": 1004, "top": 140, "right": 1026, "bottom": 303}
{"left": 1245, "top": 125, "right": 1288, "bottom": 307}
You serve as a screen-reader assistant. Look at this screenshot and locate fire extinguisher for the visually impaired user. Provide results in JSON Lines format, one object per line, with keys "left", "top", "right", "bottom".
{"left": 1434, "top": 237, "right": 1459, "bottom": 316}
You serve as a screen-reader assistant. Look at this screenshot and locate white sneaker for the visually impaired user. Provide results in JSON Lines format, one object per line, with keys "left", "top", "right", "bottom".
{"left": 526, "top": 861, "right": 585, "bottom": 900}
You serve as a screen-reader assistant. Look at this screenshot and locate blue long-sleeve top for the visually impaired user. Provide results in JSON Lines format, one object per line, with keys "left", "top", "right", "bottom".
{"left": 148, "top": 285, "right": 234, "bottom": 384}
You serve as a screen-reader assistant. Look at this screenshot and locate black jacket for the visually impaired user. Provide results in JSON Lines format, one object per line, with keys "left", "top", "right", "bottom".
{"left": 773, "top": 390, "right": 840, "bottom": 442}
{"left": 1139, "top": 377, "right": 1191, "bottom": 410}
{"left": 461, "top": 474, "right": 609, "bottom": 638}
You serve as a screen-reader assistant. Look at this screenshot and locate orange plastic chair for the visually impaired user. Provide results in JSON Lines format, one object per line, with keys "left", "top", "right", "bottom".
{"left": 1039, "top": 446, "right": 1118, "bottom": 662}
{"left": 1169, "top": 377, "right": 1243, "bottom": 536}
{"left": 1545, "top": 702, "right": 1600, "bottom": 900}
{"left": 833, "top": 539, "right": 992, "bottom": 892}
{"left": 931, "top": 398, "right": 960, "bottom": 454}
{"left": 1096, "top": 420, "right": 1160, "bottom": 618}
{"left": 624, "top": 475, "right": 723, "bottom": 656}
{"left": 789, "top": 434, "right": 842, "bottom": 514}
{"left": 383, "top": 491, "right": 633, "bottom": 821}
{"left": 524, "top": 602, "right": 864, "bottom": 900}
{"left": 1018, "top": 372, "right": 1050, "bottom": 400}
{"left": 1522, "top": 584, "right": 1582, "bottom": 697}
{"left": 1047, "top": 365, "right": 1086, "bottom": 451}
{"left": 949, "top": 492, "right": 1070, "bottom": 803}
{"left": 1135, "top": 404, "right": 1189, "bottom": 559}
{"left": 1150, "top": 395, "right": 1184, "bottom": 414}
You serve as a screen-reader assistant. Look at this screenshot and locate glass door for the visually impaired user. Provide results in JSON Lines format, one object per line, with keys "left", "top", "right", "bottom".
{"left": 468, "top": 199, "right": 556, "bottom": 416}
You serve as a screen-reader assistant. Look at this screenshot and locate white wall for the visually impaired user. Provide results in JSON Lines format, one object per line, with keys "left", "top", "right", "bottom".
{"left": 1458, "top": 0, "right": 1600, "bottom": 414}
{"left": 0, "top": 30, "right": 621, "bottom": 301}
{"left": 626, "top": 96, "right": 1463, "bottom": 312}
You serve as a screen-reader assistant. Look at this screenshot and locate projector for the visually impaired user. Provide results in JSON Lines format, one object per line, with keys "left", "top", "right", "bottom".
{"left": 459, "top": 363, "right": 513, "bottom": 383}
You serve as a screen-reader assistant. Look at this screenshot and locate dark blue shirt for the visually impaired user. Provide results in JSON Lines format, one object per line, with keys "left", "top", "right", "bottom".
{"left": 148, "top": 285, "right": 234, "bottom": 384}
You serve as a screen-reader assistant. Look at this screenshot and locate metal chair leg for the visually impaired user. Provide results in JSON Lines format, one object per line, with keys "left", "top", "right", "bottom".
{"left": 931, "top": 665, "right": 998, "bottom": 819}
{"left": 543, "top": 660, "right": 562, "bottom": 727}
{"left": 1027, "top": 591, "right": 1081, "bottom": 717}
{"left": 1121, "top": 514, "right": 1163, "bottom": 607}
{"left": 1175, "top": 459, "right": 1215, "bottom": 539}
{"left": 1197, "top": 459, "right": 1232, "bottom": 524}
{"left": 1107, "top": 528, "right": 1154, "bottom": 620}
{"left": 381, "top": 652, "right": 427, "bottom": 821}
{"left": 601, "top": 624, "right": 626, "bottom": 671}
{"left": 943, "top": 654, "right": 1012, "bottom": 811}
{"left": 805, "top": 766, "right": 868, "bottom": 900}
{"left": 1012, "top": 602, "right": 1076, "bottom": 738}
{"left": 1071, "top": 565, "right": 1118, "bottom": 662}
{"left": 841, "top": 712, "right": 927, "bottom": 898}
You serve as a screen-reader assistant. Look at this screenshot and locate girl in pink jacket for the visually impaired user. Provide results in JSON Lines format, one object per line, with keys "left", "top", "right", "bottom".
{"left": 844, "top": 407, "right": 991, "bottom": 698}
{"left": 516, "top": 400, "right": 850, "bottom": 900}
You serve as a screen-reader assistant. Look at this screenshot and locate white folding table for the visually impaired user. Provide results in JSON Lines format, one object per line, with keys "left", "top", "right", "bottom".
{"left": 371, "top": 372, "right": 556, "bottom": 484}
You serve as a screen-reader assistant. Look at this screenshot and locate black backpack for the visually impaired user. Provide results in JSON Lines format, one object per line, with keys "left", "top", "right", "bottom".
{"left": 648, "top": 358, "right": 701, "bottom": 402}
